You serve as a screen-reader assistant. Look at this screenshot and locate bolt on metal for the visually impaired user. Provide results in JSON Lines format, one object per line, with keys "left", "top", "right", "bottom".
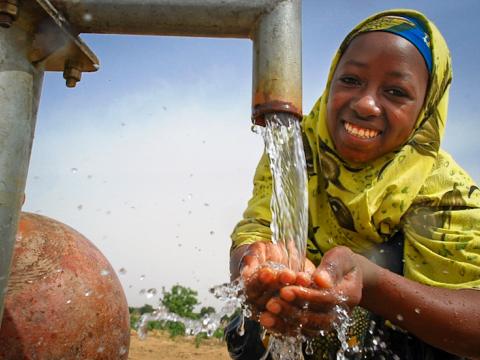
{"left": 0, "top": 0, "right": 18, "bottom": 28}
{"left": 63, "top": 61, "right": 82, "bottom": 88}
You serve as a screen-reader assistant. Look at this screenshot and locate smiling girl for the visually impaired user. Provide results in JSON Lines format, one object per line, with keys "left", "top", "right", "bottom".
{"left": 228, "top": 9, "right": 480, "bottom": 360}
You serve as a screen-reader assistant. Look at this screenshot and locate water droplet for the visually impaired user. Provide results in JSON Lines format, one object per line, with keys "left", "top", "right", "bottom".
{"left": 305, "top": 340, "right": 314, "bottom": 355}
{"left": 203, "top": 203, "right": 210, "bottom": 207}
{"left": 83, "top": 13, "right": 93, "bottom": 22}
{"left": 209, "top": 230, "right": 215, "bottom": 236}
{"left": 100, "top": 269, "right": 110, "bottom": 276}
{"left": 70, "top": 167, "right": 78, "bottom": 174}
{"left": 140, "top": 274, "right": 146, "bottom": 281}
{"left": 146, "top": 288, "right": 157, "bottom": 299}
{"left": 414, "top": 308, "right": 421, "bottom": 314}
{"left": 178, "top": 243, "right": 182, "bottom": 247}
{"left": 66, "top": 299, "right": 72, "bottom": 304}
{"left": 121, "top": 122, "right": 126, "bottom": 127}
{"left": 77, "top": 204, "right": 83, "bottom": 211}
{"left": 187, "top": 193, "right": 193, "bottom": 200}
{"left": 85, "top": 289, "right": 93, "bottom": 297}
{"left": 118, "top": 268, "right": 127, "bottom": 275}
{"left": 237, "top": 315, "right": 245, "bottom": 336}
{"left": 443, "top": 269, "right": 449, "bottom": 274}
{"left": 396, "top": 314, "right": 404, "bottom": 321}
{"left": 162, "top": 106, "right": 167, "bottom": 111}
{"left": 251, "top": 125, "right": 262, "bottom": 134}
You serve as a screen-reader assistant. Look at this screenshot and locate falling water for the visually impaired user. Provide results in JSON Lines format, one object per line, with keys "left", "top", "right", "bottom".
{"left": 262, "top": 113, "right": 308, "bottom": 272}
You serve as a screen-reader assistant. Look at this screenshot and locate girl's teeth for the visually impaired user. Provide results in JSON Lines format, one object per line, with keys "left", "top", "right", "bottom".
{"left": 344, "top": 122, "right": 379, "bottom": 139}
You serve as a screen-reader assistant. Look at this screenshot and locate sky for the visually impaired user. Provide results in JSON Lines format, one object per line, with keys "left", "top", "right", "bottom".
{"left": 23, "top": 0, "right": 480, "bottom": 309}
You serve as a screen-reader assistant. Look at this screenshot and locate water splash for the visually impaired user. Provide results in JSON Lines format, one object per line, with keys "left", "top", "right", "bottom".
{"left": 136, "top": 280, "right": 246, "bottom": 340}
{"left": 332, "top": 303, "right": 353, "bottom": 360}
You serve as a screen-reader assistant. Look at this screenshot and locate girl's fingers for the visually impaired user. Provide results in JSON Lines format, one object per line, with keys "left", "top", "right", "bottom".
{"left": 279, "top": 285, "right": 338, "bottom": 312}
{"left": 266, "top": 297, "right": 301, "bottom": 320}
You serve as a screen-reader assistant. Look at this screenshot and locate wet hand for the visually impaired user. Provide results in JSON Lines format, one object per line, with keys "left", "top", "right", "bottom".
{"left": 238, "top": 242, "right": 316, "bottom": 317}
{"left": 258, "top": 246, "right": 364, "bottom": 336}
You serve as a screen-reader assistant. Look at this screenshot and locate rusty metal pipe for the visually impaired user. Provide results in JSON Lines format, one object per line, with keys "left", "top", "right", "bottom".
{"left": 51, "top": 0, "right": 302, "bottom": 123}
{"left": 0, "top": 24, "right": 44, "bottom": 320}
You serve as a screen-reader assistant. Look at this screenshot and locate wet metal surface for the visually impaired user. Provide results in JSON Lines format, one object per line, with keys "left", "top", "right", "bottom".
{"left": 0, "top": 212, "right": 130, "bottom": 359}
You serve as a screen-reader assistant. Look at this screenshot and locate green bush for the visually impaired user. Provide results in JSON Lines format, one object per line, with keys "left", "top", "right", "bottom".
{"left": 129, "top": 284, "right": 230, "bottom": 345}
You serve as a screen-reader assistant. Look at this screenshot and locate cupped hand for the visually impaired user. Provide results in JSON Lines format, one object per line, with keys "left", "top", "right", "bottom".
{"left": 233, "top": 241, "right": 316, "bottom": 319}
{"left": 258, "top": 246, "right": 366, "bottom": 337}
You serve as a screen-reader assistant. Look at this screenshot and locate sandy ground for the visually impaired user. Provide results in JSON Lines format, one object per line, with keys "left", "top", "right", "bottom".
{"left": 128, "top": 331, "right": 231, "bottom": 360}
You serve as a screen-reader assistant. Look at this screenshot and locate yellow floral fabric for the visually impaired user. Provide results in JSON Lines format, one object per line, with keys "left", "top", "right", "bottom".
{"left": 231, "top": 9, "right": 480, "bottom": 290}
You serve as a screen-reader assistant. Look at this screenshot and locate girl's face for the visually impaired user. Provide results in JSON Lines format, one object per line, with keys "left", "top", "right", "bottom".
{"left": 326, "top": 32, "right": 429, "bottom": 164}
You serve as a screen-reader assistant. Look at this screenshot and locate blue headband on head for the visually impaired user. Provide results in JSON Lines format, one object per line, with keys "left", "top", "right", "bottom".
{"left": 381, "top": 16, "right": 432, "bottom": 73}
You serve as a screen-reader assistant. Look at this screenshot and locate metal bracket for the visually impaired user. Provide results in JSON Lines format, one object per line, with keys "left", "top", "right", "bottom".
{"left": 28, "top": 0, "right": 99, "bottom": 86}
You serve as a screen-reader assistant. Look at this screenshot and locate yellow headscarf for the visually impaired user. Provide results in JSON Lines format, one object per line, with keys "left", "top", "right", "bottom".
{"left": 232, "top": 9, "right": 480, "bottom": 290}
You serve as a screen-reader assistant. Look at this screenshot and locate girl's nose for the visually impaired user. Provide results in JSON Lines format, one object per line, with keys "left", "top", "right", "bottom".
{"left": 350, "top": 94, "right": 381, "bottom": 118}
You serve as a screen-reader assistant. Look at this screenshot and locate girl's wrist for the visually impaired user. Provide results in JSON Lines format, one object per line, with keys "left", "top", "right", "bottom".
{"left": 353, "top": 253, "right": 381, "bottom": 296}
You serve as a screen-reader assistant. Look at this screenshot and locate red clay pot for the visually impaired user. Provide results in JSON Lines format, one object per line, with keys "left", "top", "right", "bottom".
{"left": 0, "top": 212, "right": 130, "bottom": 359}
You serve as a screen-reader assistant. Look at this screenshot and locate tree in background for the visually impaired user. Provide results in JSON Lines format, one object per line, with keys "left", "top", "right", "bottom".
{"left": 161, "top": 285, "right": 200, "bottom": 319}
{"left": 130, "top": 284, "right": 224, "bottom": 343}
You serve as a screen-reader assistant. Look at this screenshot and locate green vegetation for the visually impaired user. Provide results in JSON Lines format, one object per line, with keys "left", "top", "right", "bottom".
{"left": 129, "top": 284, "right": 227, "bottom": 346}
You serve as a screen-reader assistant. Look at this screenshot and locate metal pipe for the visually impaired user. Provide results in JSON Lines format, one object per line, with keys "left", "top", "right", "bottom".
{"left": 51, "top": 0, "right": 279, "bottom": 37}
{"left": 252, "top": 0, "right": 301, "bottom": 124}
{"left": 51, "top": 0, "right": 302, "bottom": 123}
{"left": 0, "top": 24, "right": 44, "bottom": 320}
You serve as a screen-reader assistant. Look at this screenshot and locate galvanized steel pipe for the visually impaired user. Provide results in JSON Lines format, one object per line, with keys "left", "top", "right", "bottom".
{"left": 52, "top": 0, "right": 302, "bottom": 123}
{"left": 0, "top": 24, "right": 44, "bottom": 320}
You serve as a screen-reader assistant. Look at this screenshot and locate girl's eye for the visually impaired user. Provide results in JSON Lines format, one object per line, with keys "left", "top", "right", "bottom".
{"left": 386, "top": 88, "right": 408, "bottom": 98}
{"left": 340, "top": 76, "right": 360, "bottom": 86}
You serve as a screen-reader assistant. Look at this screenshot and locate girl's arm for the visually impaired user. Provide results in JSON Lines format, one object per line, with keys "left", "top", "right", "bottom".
{"left": 356, "top": 253, "right": 480, "bottom": 359}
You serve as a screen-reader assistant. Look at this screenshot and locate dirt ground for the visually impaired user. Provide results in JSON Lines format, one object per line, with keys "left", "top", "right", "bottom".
{"left": 128, "top": 331, "right": 230, "bottom": 360}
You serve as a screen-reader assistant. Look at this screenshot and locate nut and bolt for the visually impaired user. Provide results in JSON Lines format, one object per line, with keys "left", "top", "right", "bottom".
{"left": 0, "top": 0, "right": 18, "bottom": 28}
{"left": 63, "top": 62, "right": 82, "bottom": 88}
